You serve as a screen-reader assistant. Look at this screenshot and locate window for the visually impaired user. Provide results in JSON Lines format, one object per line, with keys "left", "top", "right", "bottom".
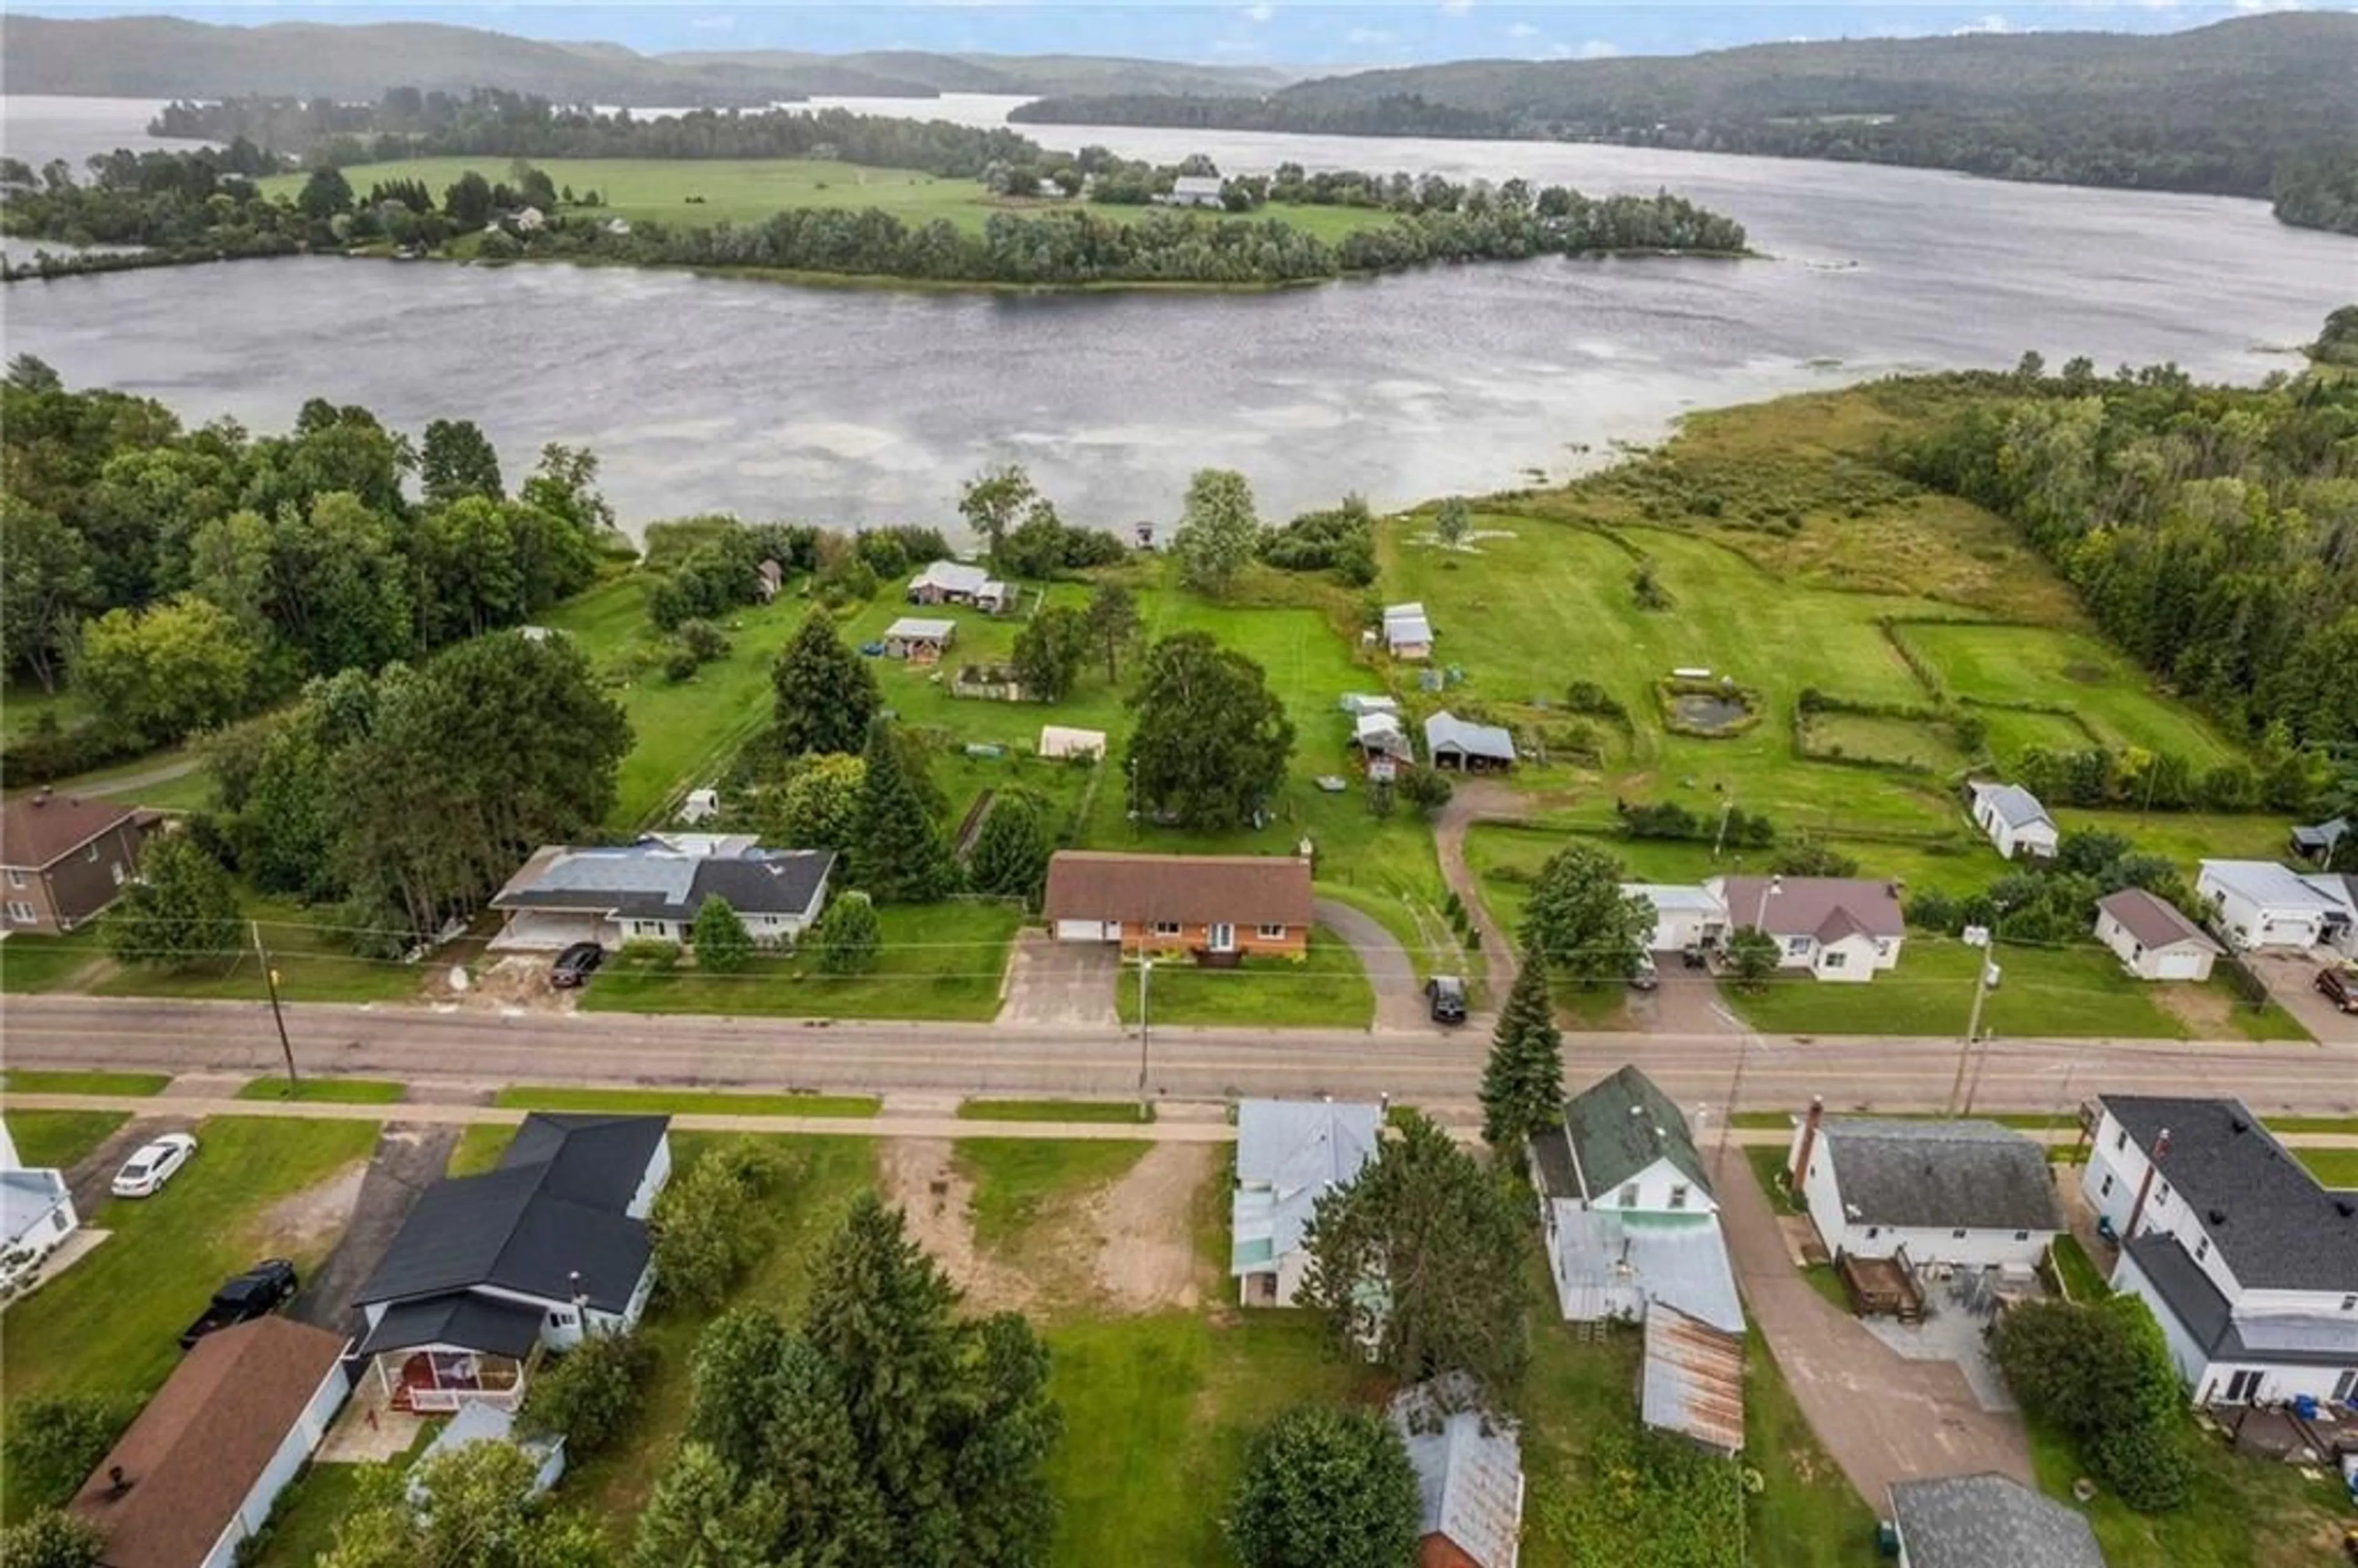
{"left": 84, "top": 843, "right": 98, "bottom": 862}
{"left": 2014, "top": 1231, "right": 2030, "bottom": 1241}
{"left": 5, "top": 869, "right": 22, "bottom": 888}
{"left": 1822, "top": 950, "right": 1848, "bottom": 970}
{"left": 1618, "top": 1183, "right": 1640, "bottom": 1208}
{"left": 5, "top": 901, "right": 33, "bottom": 924}
{"left": 2337, "top": 1370, "right": 2356, "bottom": 1402}
{"left": 2157, "top": 1182, "right": 2172, "bottom": 1206}
{"left": 1668, "top": 1184, "right": 1691, "bottom": 1210}
{"left": 1785, "top": 936, "right": 1811, "bottom": 955}
{"left": 2341, "top": 1295, "right": 2356, "bottom": 1312}
{"left": 1256, "top": 923, "right": 1288, "bottom": 939}
{"left": 2115, "top": 1128, "right": 2129, "bottom": 1151}
{"left": 1151, "top": 920, "right": 1181, "bottom": 937}
{"left": 1866, "top": 1227, "right": 1881, "bottom": 1240}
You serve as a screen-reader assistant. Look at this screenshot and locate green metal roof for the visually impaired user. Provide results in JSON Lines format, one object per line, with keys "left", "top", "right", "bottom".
{"left": 1561, "top": 1065, "right": 1710, "bottom": 1198}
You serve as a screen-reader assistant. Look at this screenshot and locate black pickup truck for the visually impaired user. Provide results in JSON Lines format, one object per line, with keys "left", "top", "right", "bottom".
{"left": 178, "top": 1259, "right": 298, "bottom": 1349}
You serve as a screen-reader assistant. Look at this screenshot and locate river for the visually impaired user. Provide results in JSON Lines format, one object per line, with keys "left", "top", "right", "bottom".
{"left": 4, "top": 93, "right": 2350, "bottom": 535}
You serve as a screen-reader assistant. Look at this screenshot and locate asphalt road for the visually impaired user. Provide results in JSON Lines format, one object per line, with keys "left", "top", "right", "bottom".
{"left": 4, "top": 995, "right": 2353, "bottom": 1118}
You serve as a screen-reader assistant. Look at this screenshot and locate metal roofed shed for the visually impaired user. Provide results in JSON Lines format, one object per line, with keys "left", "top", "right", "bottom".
{"left": 1886, "top": 1473, "right": 2106, "bottom": 1568}
{"left": 1037, "top": 725, "right": 1107, "bottom": 761}
{"left": 1549, "top": 1208, "right": 1746, "bottom": 1334}
{"left": 1425, "top": 710, "right": 1516, "bottom": 771}
{"left": 1390, "top": 1373, "right": 1525, "bottom": 1568}
{"left": 1641, "top": 1304, "right": 1746, "bottom": 1453}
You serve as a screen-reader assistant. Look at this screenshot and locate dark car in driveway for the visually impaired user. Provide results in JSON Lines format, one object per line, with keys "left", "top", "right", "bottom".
{"left": 2318, "top": 966, "right": 2357, "bottom": 1014}
{"left": 551, "top": 941, "right": 605, "bottom": 989}
{"left": 1425, "top": 975, "right": 1467, "bottom": 1025}
{"left": 179, "top": 1259, "right": 297, "bottom": 1349}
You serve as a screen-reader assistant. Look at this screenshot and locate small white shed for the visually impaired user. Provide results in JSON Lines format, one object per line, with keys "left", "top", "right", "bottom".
{"left": 2094, "top": 887, "right": 2222, "bottom": 981}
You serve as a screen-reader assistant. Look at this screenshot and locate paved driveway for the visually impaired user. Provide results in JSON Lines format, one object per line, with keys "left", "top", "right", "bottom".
{"left": 1000, "top": 932, "right": 1118, "bottom": 1026}
{"left": 2248, "top": 950, "right": 2358, "bottom": 1043}
{"left": 1711, "top": 1147, "right": 2032, "bottom": 1502}
{"left": 64, "top": 1113, "right": 195, "bottom": 1213}
{"left": 290, "top": 1122, "right": 459, "bottom": 1334}
{"left": 1313, "top": 898, "right": 1431, "bottom": 1032}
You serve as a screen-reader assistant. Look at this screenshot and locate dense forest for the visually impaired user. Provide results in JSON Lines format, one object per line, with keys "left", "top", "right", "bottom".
{"left": 1895, "top": 347, "right": 2358, "bottom": 756}
{"left": 0, "top": 359, "right": 627, "bottom": 778}
{"left": 1014, "top": 14, "right": 2358, "bottom": 230}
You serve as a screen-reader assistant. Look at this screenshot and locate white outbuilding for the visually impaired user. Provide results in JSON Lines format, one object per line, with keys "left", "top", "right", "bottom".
{"left": 1968, "top": 780, "right": 2059, "bottom": 860}
{"left": 2093, "top": 887, "right": 2222, "bottom": 982}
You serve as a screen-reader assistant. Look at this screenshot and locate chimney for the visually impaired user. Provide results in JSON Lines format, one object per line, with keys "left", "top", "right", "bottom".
{"left": 2124, "top": 1126, "right": 2171, "bottom": 1240}
{"left": 1788, "top": 1096, "right": 1824, "bottom": 1189}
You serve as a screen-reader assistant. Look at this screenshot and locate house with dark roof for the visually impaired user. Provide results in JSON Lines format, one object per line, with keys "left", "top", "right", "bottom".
{"left": 2290, "top": 815, "right": 2348, "bottom": 867}
{"left": 1, "top": 790, "right": 149, "bottom": 935}
{"left": 71, "top": 1317, "right": 349, "bottom": 1568}
{"left": 1787, "top": 1108, "right": 2061, "bottom": 1271}
{"left": 489, "top": 834, "right": 835, "bottom": 952}
{"left": 2093, "top": 888, "right": 2222, "bottom": 982}
{"left": 1887, "top": 1473, "right": 2106, "bottom": 1568}
{"left": 2081, "top": 1095, "right": 2358, "bottom": 1407}
{"left": 353, "top": 1113, "right": 671, "bottom": 1413}
{"left": 1967, "top": 780, "right": 2059, "bottom": 861}
{"left": 1390, "top": 1373, "right": 1524, "bottom": 1568}
{"left": 1043, "top": 850, "right": 1313, "bottom": 960}
{"left": 1528, "top": 1066, "right": 1743, "bottom": 1334}
{"left": 1231, "top": 1098, "right": 1382, "bottom": 1307}
{"left": 1706, "top": 874, "right": 1905, "bottom": 982}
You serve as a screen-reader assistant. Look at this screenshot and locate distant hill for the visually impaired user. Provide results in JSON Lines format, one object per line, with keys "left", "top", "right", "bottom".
{"left": 0, "top": 15, "right": 1291, "bottom": 105}
{"left": 1014, "top": 15, "right": 2358, "bottom": 220}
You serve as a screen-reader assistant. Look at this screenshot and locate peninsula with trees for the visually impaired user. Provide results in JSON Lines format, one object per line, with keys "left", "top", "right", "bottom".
{"left": 0, "top": 95, "right": 1748, "bottom": 292}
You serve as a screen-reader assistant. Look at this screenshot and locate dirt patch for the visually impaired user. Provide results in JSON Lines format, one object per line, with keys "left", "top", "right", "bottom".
{"left": 2150, "top": 980, "right": 2236, "bottom": 1037}
{"left": 252, "top": 1159, "right": 368, "bottom": 1252}
{"left": 427, "top": 955, "right": 576, "bottom": 1012}
{"left": 879, "top": 1139, "right": 1040, "bottom": 1313}
{"left": 1084, "top": 1143, "right": 1215, "bottom": 1312}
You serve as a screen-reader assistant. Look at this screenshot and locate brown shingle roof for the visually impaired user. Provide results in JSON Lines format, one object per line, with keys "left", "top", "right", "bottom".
{"left": 1043, "top": 852, "right": 1313, "bottom": 929}
{"left": 0, "top": 793, "right": 136, "bottom": 870}
{"left": 1715, "top": 876, "right": 1904, "bottom": 941}
{"left": 2096, "top": 887, "right": 2220, "bottom": 955}
{"left": 71, "top": 1317, "right": 346, "bottom": 1568}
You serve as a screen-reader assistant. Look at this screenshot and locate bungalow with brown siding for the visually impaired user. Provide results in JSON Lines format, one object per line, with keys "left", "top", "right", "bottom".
{"left": 1043, "top": 850, "right": 1313, "bottom": 960}
{"left": 1, "top": 790, "right": 149, "bottom": 935}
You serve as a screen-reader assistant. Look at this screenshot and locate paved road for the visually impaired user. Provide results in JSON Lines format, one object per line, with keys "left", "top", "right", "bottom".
{"left": 5, "top": 995, "right": 2353, "bottom": 1116}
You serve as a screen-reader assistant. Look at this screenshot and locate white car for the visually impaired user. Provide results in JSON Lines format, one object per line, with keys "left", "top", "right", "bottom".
{"left": 111, "top": 1133, "right": 197, "bottom": 1198}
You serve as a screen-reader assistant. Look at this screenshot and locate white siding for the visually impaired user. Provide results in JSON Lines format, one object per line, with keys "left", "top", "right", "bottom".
{"left": 626, "top": 1134, "right": 671, "bottom": 1221}
{"left": 1593, "top": 1155, "right": 1714, "bottom": 1217}
{"left": 2197, "top": 872, "right": 2324, "bottom": 950}
{"left": 206, "top": 1356, "right": 350, "bottom": 1568}
{"left": 2095, "top": 912, "right": 2215, "bottom": 981}
{"left": 1797, "top": 1137, "right": 2050, "bottom": 1267}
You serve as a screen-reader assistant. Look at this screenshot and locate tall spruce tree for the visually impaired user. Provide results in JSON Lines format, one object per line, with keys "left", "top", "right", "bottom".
{"left": 1479, "top": 937, "right": 1563, "bottom": 1149}
{"left": 849, "top": 719, "right": 955, "bottom": 902}
{"left": 771, "top": 611, "right": 879, "bottom": 758}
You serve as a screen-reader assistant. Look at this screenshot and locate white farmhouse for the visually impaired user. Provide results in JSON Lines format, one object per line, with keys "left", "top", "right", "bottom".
{"left": 2093, "top": 887, "right": 2222, "bottom": 982}
{"left": 2082, "top": 1094, "right": 2358, "bottom": 1407}
{"left": 2195, "top": 859, "right": 2344, "bottom": 950}
{"left": 1706, "top": 875, "right": 1905, "bottom": 982}
{"left": 1231, "top": 1098, "right": 1381, "bottom": 1307}
{"left": 1967, "top": 780, "right": 2059, "bottom": 860}
{"left": 1786, "top": 1106, "right": 2061, "bottom": 1271}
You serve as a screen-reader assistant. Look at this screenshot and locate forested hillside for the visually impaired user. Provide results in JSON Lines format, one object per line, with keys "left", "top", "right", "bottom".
{"left": 1015, "top": 14, "right": 2358, "bottom": 226}
{"left": 0, "top": 14, "right": 1286, "bottom": 104}
{"left": 1895, "top": 349, "right": 2358, "bottom": 756}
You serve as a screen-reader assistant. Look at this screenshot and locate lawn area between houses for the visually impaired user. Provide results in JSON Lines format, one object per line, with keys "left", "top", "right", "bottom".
{"left": 1, "top": 1109, "right": 130, "bottom": 1169}
{"left": 1114, "top": 930, "right": 1376, "bottom": 1028}
{"left": 959, "top": 1098, "right": 1155, "bottom": 1124}
{"left": 0, "top": 928, "right": 109, "bottom": 994}
{"left": 491, "top": 1085, "right": 881, "bottom": 1117}
{"left": 0, "top": 1116, "right": 380, "bottom": 1423}
{"left": 955, "top": 1139, "right": 1153, "bottom": 1250}
{"left": 2024, "top": 1416, "right": 2345, "bottom": 1568}
{"left": 578, "top": 899, "right": 1021, "bottom": 1021}
{"left": 90, "top": 891, "right": 427, "bottom": 1006}
{"left": 235, "top": 1076, "right": 407, "bottom": 1103}
{"left": 251, "top": 1424, "right": 435, "bottom": 1568}
{"left": 2, "top": 1068, "right": 172, "bottom": 1096}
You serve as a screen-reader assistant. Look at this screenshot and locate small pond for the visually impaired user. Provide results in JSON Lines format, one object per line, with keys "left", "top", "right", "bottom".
{"left": 1673, "top": 693, "right": 1754, "bottom": 732}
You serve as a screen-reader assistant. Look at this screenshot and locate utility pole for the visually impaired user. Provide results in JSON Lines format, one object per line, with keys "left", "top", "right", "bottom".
{"left": 252, "top": 918, "right": 298, "bottom": 1089}
{"left": 1711, "top": 797, "right": 1734, "bottom": 861}
{"left": 1714, "top": 1030, "right": 1751, "bottom": 1170}
{"left": 1135, "top": 957, "right": 1153, "bottom": 1119}
{"left": 1945, "top": 939, "right": 1998, "bottom": 1115}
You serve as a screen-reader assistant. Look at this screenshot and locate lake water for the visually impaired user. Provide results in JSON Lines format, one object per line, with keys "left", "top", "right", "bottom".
{"left": 3, "top": 93, "right": 2351, "bottom": 537}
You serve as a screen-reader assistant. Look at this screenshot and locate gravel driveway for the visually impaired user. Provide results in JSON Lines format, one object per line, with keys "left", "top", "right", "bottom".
{"left": 289, "top": 1122, "right": 459, "bottom": 1334}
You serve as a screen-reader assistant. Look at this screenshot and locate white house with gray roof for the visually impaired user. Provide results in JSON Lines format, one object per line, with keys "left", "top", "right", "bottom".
{"left": 1788, "top": 1110, "right": 2061, "bottom": 1271}
{"left": 2082, "top": 1094, "right": 2358, "bottom": 1407}
{"left": 1231, "top": 1099, "right": 1381, "bottom": 1307}
{"left": 1623, "top": 883, "right": 1729, "bottom": 954}
{"left": 490, "top": 836, "right": 835, "bottom": 952}
{"left": 1968, "top": 780, "right": 2059, "bottom": 860}
{"left": 1888, "top": 1473, "right": 2106, "bottom": 1568}
{"left": 1390, "top": 1373, "right": 1523, "bottom": 1568}
{"left": 2195, "top": 859, "right": 2349, "bottom": 951}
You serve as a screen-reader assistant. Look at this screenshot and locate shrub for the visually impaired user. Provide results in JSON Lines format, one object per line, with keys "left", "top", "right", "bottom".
{"left": 812, "top": 890, "right": 881, "bottom": 974}
{"left": 690, "top": 895, "right": 754, "bottom": 972}
{"left": 1770, "top": 842, "right": 1861, "bottom": 878}
{"left": 615, "top": 938, "right": 683, "bottom": 972}
{"left": 518, "top": 1330, "right": 653, "bottom": 1458}
{"left": 2, "top": 1394, "right": 133, "bottom": 1515}
{"left": 650, "top": 1141, "right": 788, "bottom": 1310}
{"left": 663, "top": 645, "right": 702, "bottom": 683}
{"left": 1227, "top": 1405, "right": 1420, "bottom": 1568}
{"left": 1395, "top": 765, "right": 1453, "bottom": 818}
{"left": 0, "top": 1511, "right": 104, "bottom": 1568}
{"left": 1991, "top": 1295, "right": 2193, "bottom": 1513}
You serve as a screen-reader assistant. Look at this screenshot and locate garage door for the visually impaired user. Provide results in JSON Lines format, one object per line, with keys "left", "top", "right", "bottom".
{"left": 1056, "top": 920, "right": 1118, "bottom": 942}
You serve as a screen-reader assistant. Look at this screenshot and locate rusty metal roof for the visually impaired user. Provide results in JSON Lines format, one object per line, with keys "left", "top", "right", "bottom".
{"left": 1641, "top": 1305, "right": 1746, "bottom": 1453}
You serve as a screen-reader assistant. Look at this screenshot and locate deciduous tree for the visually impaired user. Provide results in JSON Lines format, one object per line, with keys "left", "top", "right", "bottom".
{"left": 1084, "top": 582, "right": 1139, "bottom": 684}
{"left": 771, "top": 752, "right": 864, "bottom": 849}
{"left": 1522, "top": 842, "right": 1654, "bottom": 984}
{"left": 1227, "top": 1405, "right": 1420, "bottom": 1568}
{"left": 1010, "top": 604, "right": 1091, "bottom": 701}
{"left": 75, "top": 594, "right": 257, "bottom": 746}
{"left": 958, "top": 464, "right": 1036, "bottom": 571}
{"left": 419, "top": 417, "right": 504, "bottom": 506}
{"left": 1124, "top": 632, "right": 1293, "bottom": 829}
{"left": 103, "top": 832, "right": 242, "bottom": 973}
{"left": 1726, "top": 925, "right": 1780, "bottom": 989}
{"left": 1433, "top": 495, "right": 1473, "bottom": 549}
{"left": 322, "top": 1437, "right": 610, "bottom": 1568}
{"left": 771, "top": 613, "right": 879, "bottom": 758}
{"left": 812, "top": 889, "right": 882, "bottom": 972}
{"left": 1480, "top": 936, "right": 1563, "bottom": 1148}
{"left": 690, "top": 895, "right": 753, "bottom": 972}
{"left": 1172, "top": 467, "right": 1263, "bottom": 597}
{"left": 518, "top": 1332, "right": 652, "bottom": 1459}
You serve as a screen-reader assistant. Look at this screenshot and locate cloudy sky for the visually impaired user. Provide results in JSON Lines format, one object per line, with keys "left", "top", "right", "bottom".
{"left": 15, "top": 1, "right": 2346, "bottom": 68}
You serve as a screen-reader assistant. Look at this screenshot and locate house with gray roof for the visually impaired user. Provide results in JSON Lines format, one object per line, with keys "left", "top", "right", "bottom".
{"left": 1788, "top": 1109, "right": 2061, "bottom": 1271}
{"left": 1706, "top": 874, "right": 1905, "bottom": 982}
{"left": 1888, "top": 1473, "right": 2105, "bottom": 1568}
{"left": 2093, "top": 887, "right": 2222, "bottom": 982}
{"left": 354, "top": 1113, "right": 671, "bottom": 1413}
{"left": 1528, "top": 1066, "right": 1743, "bottom": 1333}
{"left": 490, "top": 835, "right": 835, "bottom": 952}
{"left": 1163, "top": 173, "right": 1227, "bottom": 208}
{"left": 1, "top": 1164, "right": 77, "bottom": 1297}
{"left": 1382, "top": 602, "right": 1434, "bottom": 660}
{"left": 1425, "top": 711, "right": 1515, "bottom": 772}
{"left": 1232, "top": 1098, "right": 1381, "bottom": 1307}
{"left": 2289, "top": 815, "right": 2348, "bottom": 867}
{"left": 906, "top": 559, "right": 1008, "bottom": 612}
{"left": 2195, "top": 859, "right": 2348, "bottom": 951}
{"left": 1969, "top": 780, "right": 2059, "bottom": 860}
{"left": 2082, "top": 1094, "right": 2358, "bottom": 1407}
{"left": 1390, "top": 1373, "right": 1524, "bottom": 1568}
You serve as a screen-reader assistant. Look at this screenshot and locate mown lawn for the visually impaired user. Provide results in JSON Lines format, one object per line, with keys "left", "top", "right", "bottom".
{"left": 0, "top": 928, "right": 109, "bottom": 994}
{"left": 444, "top": 1121, "right": 518, "bottom": 1176}
{"left": 959, "top": 1099, "right": 1155, "bottom": 1124}
{"left": 2025, "top": 1416, "right": 2344, "bottom": 1567}
{"left": 91, "top": 891, "right": 425, "bottom": 1004}
{"left": 579, "top": 899, "right": 1021, "bottom": 1021}
{"left": 2294, "top": 1147, "right": 2358, "bottom": 1186}
{"left": 2, "top": 1109, "right": 129, "bottom": 1168}
{"left": 0, "top": 1117, "right": 379, "bottom": 1409}
{"left": 3, "top": 1068, "right": 171, "bottom": 1096}
{"left": 1114, "top": 930, "right": 1375, "bottom": 1028}
{"left": 1893, "top": 622, "right": 2232, "bottom": 764}
{"left": 1721, "top": 937, "right": 2206, "bottom": 1040}
{"left": 491, "top": 1085, "right": 880, "bottom": 1117}
{"left": 235, "top": 1076, "right": 407, "bottom": 1103}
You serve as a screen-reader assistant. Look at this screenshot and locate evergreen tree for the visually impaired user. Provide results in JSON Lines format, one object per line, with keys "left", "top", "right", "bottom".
{"left": 418, "top": 417, "right": 504, "bottom": 506}
{"left": 629, "top": 1442, "right": 782, "bottom": 1568}
{"left": 690, "top": 895, "right": 753, "bottom": 972}
{"left": 850, "top": 720, "right": 955, "bottom": 902}
{"left": 1227, "top": 1405, "right": 1420, "bottom": 1568}
{"left": 965, "top": 789, "right": 1054, "bottom": 903}
{"left": 1480, "top": 937, "right": 1563, "bottom": 1149}
{"left": 771, "top": 613, "right": 879, "bottom": 758}
{"left": 103, "top": 832, "right": 241, "bottom": 972}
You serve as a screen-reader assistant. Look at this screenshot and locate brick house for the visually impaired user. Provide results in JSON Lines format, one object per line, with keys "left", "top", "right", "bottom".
{"left": 1, "top": 791, "right": 147, "bottom": 935}
{"left": 1042, "top": 851, "right": 1313, "bottom": 960}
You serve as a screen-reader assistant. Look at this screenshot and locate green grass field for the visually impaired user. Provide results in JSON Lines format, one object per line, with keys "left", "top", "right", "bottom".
{"left": 234, "top": 1076, "right": 407, "bottom": 1103}
{"left": 1722, "top": 936, "right": 2212, "bottom": 1040}
{"left": 1893, "top": 623, "right": 2232, "bottom": 763}
{"left": 1801, "top": 709, "right": 1971, "bottom": 773}
{"left": 491, "top": 1085, "right": 881, "bottom": 1117}
{"left": 3, "top": 1068, "right": 171, "bottom": 1096}
{"left": 1, "top": 1109, "right": 129, "bottom": 1168}
{"left": 954, "top": 1138, "right": 1153, "bottom": 1249}
{"left": 0, "top": 929, "right": 109, "bottom": 994}
{"left": 0, "top": 1117, "right": 380, "bottom": 1415}
{"left": 959, "top": 1099, "right": 1156, "bottom": 1124}
{"left": 2025, "top": 1417, "right": 2342, "bottom": 1568}
{"left": 2294, "top": 1147, "right": 2358, "bottom": 1186}
{"left": 580, "top": 899, "right": 1020, "bottom": 1020}
{"left": 1114, "top": 931, "right": 1375, "bottom": 1028}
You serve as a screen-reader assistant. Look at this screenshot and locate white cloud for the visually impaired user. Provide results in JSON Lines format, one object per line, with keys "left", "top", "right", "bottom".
{"left": 1439, "top": 0, "right": 1474, "bottom": 14}
{"left": 1548, "top": 37, "right": 1621, "bottom": 58}
{"left": 1242, "top": 2, "right": 1274, "bottom": 21}
{"left": 688, "top": 12, "right": 736, "bottom": 32}
{"left": 1347, "top": 26, "right": 1396, "bottom": 44}
{"left": 1505, "top": 20, "right": 1539, "bottom": 37}
{"left": 1951, "top": 12, "right": 2018, "bottom": 30}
